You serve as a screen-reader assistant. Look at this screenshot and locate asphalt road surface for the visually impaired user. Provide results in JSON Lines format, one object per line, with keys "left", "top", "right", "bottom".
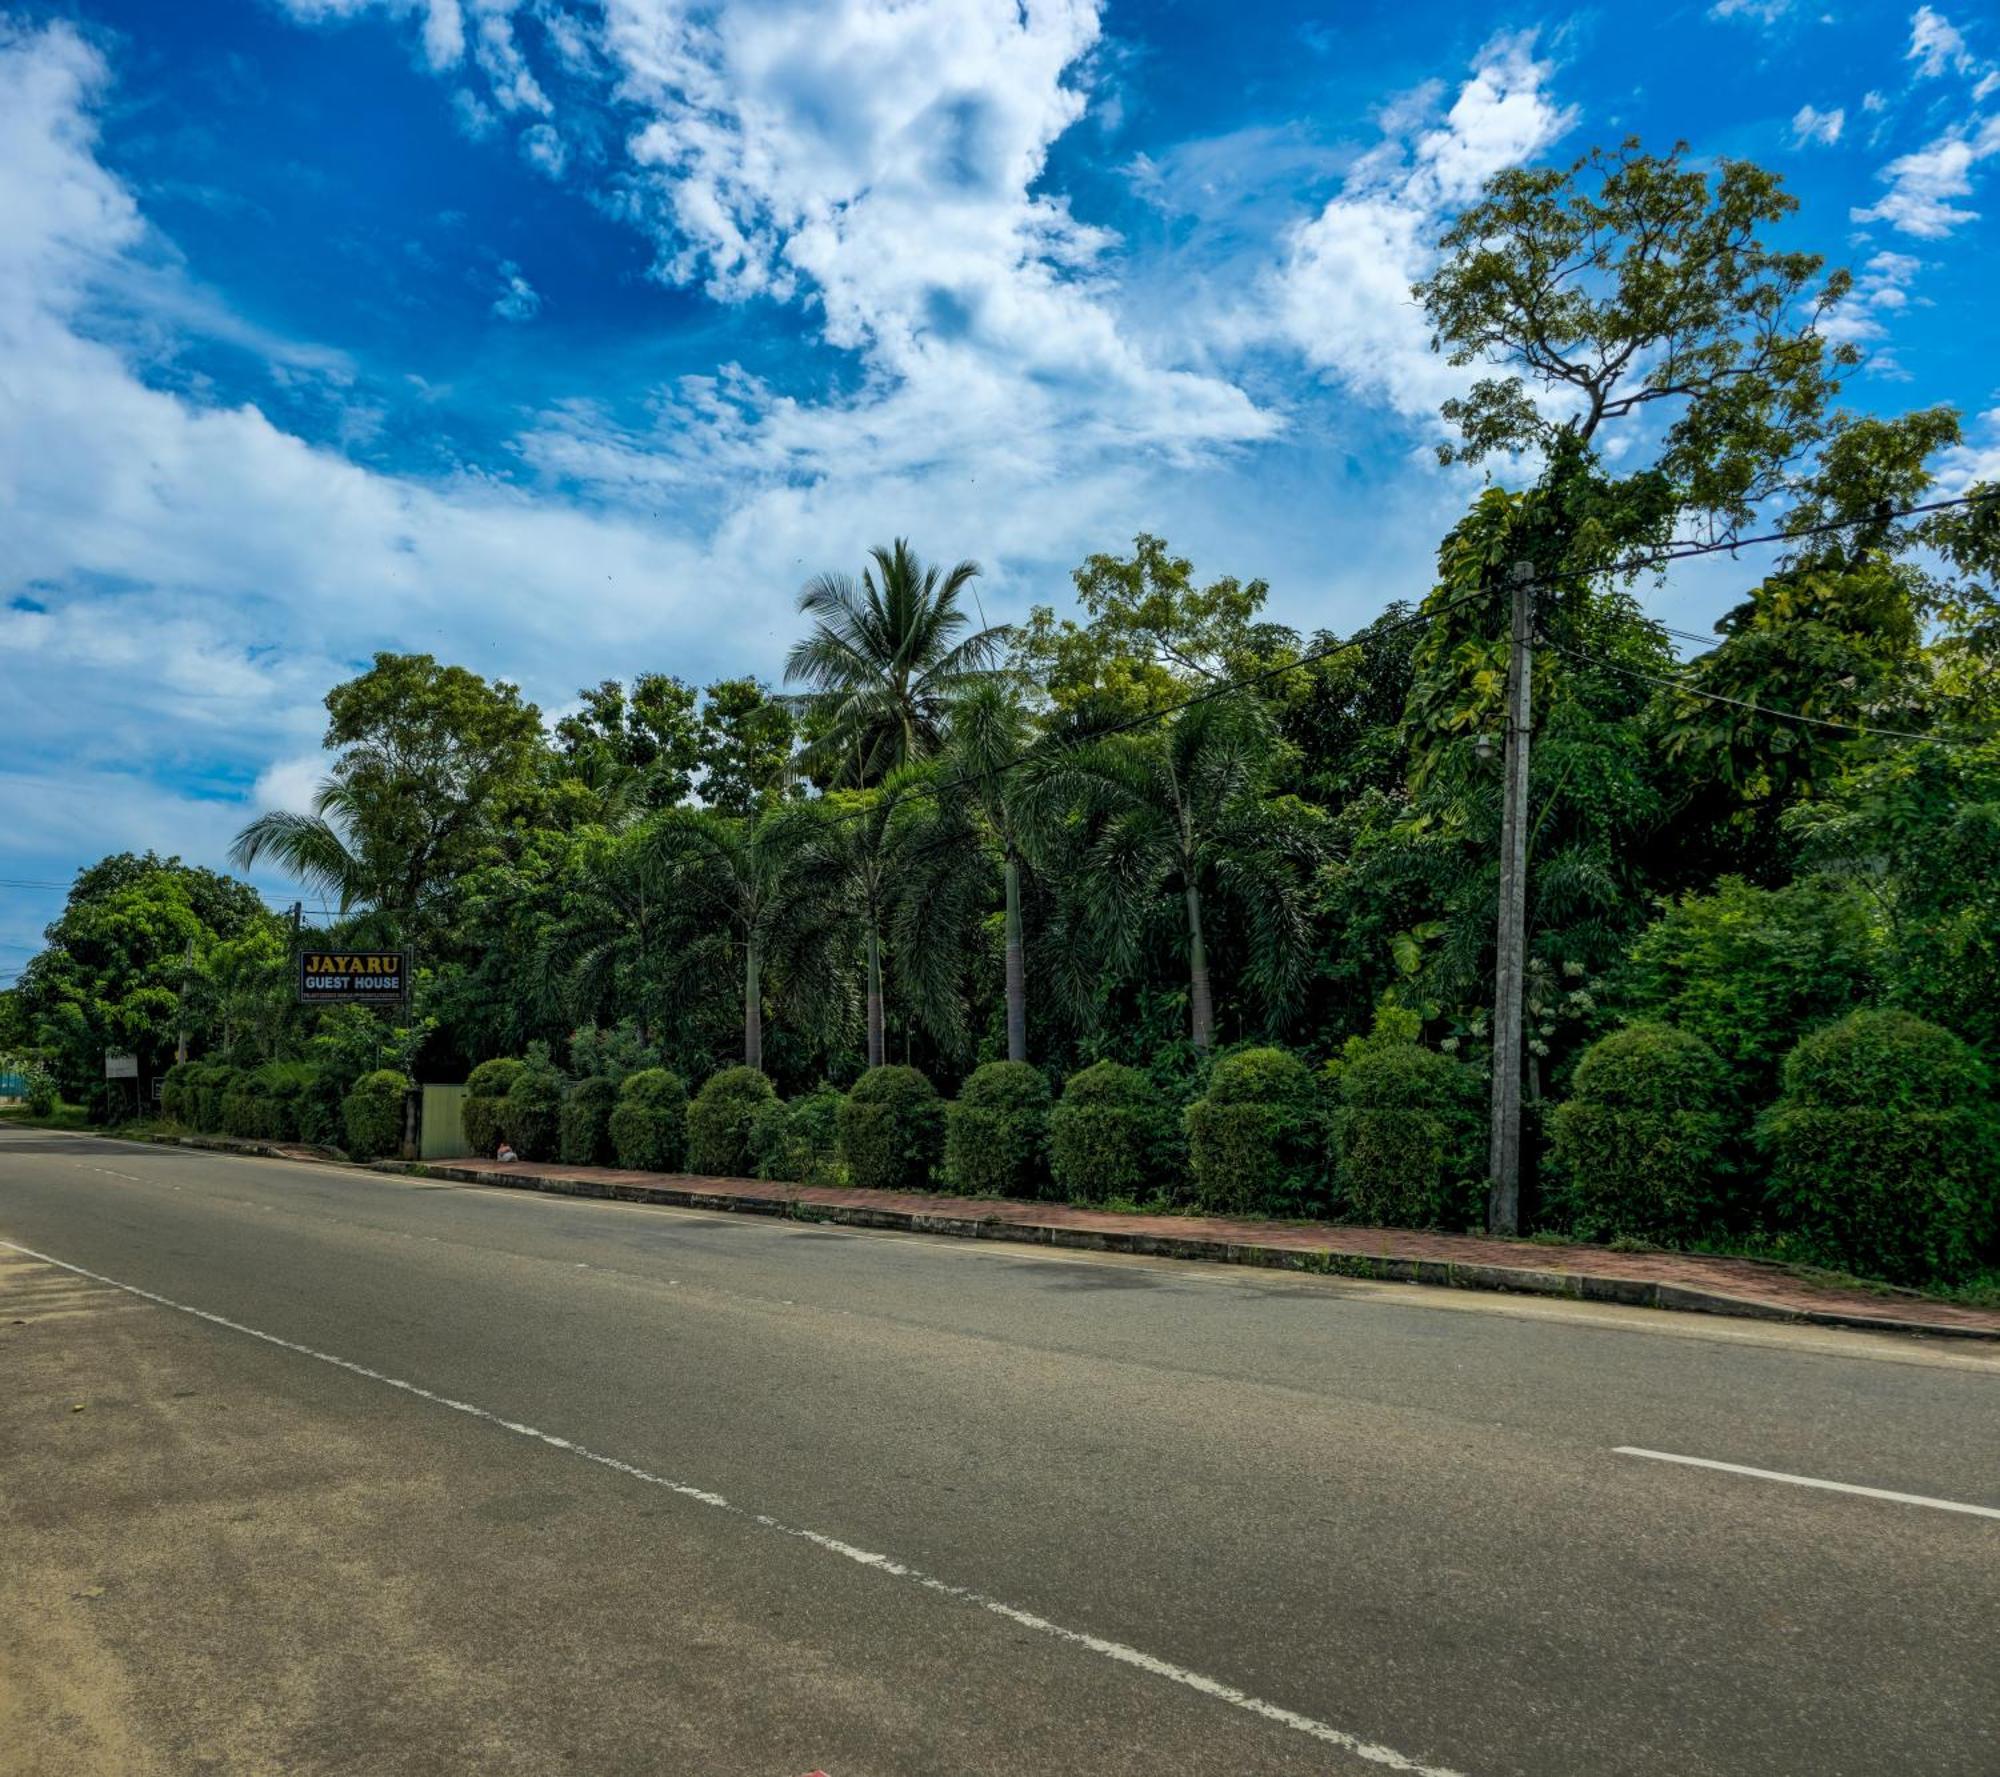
{"left": 2, "top": 1127, "right": 1995, "bottom": 1777}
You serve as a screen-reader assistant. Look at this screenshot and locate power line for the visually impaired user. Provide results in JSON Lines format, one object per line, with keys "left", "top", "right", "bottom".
{"left": 1547, "top": 640, "right": 1986, "bottom": 747}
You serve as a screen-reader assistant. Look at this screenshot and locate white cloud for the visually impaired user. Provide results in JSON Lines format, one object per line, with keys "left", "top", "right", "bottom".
{"left": 519, "top": 121, "right": 568, "bottom": 179}
{"left": 491, "top": 261, "right": 541, "bottom": 319}
{"left": 1272, "top": 34, "right": 1574, "bottom": 417}
{"left": 1818, "top": 250, "right": 1922, "bottom": 376}
{"left": 1863, "top": 89, "right": 1887, "bottom": 112}
{"left": 1852, "top": 114, "right": 2000, "bottom": 236}
{"left": 1709, "top": 0, "right": 1792, "bottom": 23}
{"left": 282, "top": 0, "right": 466, "bottom": 71}
{"left": 1791, "top": 103, "right": 1844, "bottom": 146}
{"left": 1935, "top": 406, "right": 2000, "bottom": 491}
{"left": 1907, "top": 6, "right": 1974, "bottom": 78}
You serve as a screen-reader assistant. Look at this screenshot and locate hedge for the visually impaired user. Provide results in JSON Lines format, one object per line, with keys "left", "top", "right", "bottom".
{"left": 559, "top": 1075, "right": 618, "bottom": 1166}
{"left": 1333, "top": 1041, "right": 1483, "bottom": 1229}
{"left": 751, "top": 1087, "right": 845, "bottom": 1184}
{"left": 1048, "top": 1062, "right": 1176, "bottom": 1204}
{"left": 1185, "top": 1047, "right": 1326, "bottom": 1217}
{"left": 1761, "top": 1010, "right": 1996, "bottom": 1286}
{"left": 944, "top": 1062, "right": 1051, "bottom": 1198}
{"left": 161, "top": 1060, "right": 200, "bottom": 1125}
{"left": 608, "top": 1068, "right": 689, "bottom": 1172}
{"left": 687, "top": 1067, "right": 777, "bottom": 1176}
{"left": 462, "top": 1057, "right": 526, "bottom": 1156}
{"left": 838, "top": 1066, "right": 944, "bottom": 1191}
{"left": 502, "top": 1060, "right": 565, "bottom": 1162}
{"left": 1547, "top": 1023, "right": 1734, "bottom": 1241}
{"left": 342, "top": 1069, "right": 410, "bottom": 1162}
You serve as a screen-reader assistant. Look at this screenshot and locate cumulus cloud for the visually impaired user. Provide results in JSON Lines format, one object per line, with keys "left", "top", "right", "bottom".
{"left": 1818, "top": 250, "right": 1922, "bottom": 377}
{"left": 1271, "top": 34, "right": 1573, "bottom": 417}
{"left": 1852, "top": 114, "right": 2000, "bottom": 236}
{"left": 1791, "top": 103, "right": 1844, "bottom": 146}
{"left": 1907, "top": 6, "right": 1974, "bottom": 78}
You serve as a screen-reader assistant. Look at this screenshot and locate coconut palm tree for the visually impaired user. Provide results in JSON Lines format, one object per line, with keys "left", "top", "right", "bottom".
{"left": 1062, "top": 694, "right": 1323, "bottom": 1050}
{"left": 644, "top": 804, "right": 850, "bottom": 1072}
{"left": 786, "top": 538, "right": 1008, "bottom": 786}
{"left": 823, "top": 774, "right": 932, "bottom": 1070}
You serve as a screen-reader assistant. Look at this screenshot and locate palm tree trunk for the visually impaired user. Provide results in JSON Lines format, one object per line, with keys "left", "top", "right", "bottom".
{"left": 1004, "top": 852, "right": 1027, "bottom": 1064}
{"left": 865, "top": 925, "right": 884, "bottom": 1071}
{"left": 1185, "top": 882, "right": 1214, "bottom": 1051}
{"left": 743, "top": 937, "right": 763, "bottom": 1072}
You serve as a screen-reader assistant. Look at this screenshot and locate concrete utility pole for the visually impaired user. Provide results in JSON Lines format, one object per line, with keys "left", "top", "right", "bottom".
{"left": 1486, "top": 562, "right": 1535, "bottom": 1237}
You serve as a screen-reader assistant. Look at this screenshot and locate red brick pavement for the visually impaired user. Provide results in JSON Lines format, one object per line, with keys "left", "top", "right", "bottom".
{"left": 391, "top": 1155, "right": 2000, "bottom": 1340}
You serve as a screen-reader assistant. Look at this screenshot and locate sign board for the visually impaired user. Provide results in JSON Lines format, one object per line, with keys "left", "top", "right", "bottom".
{"left": 103, "top": 1051, "right": 139, "bottom": 1080}
{"left": 297, "top": 948, "right": 408, "bottom": 1005}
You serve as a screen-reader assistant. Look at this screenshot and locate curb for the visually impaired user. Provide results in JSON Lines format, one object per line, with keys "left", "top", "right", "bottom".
{"left": 371, "top": 1160, "right": 2000, "bottom": 1344}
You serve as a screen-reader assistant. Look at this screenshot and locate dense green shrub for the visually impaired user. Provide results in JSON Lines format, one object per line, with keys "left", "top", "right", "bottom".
{"left": 23, "top": 1063, "right": 57, "bottom": 1118}
{"left": 687, "top": 1066, "right": 777, "bottom": 1176}
{"left": 502, "top": 1057, "right": 565, "bottom": 1162}
{"left": 1185, "top": 1047, "right": 1327, "bottom": 1217}
{"left": 1761, "top": 1010, "right": 1996, "bottom": 1286}
{"left": 258, "top": 1062, "right": 321, "bottom": 1143}
{"left": 608, "top": 1068, "right": 689, "bottom": 1172}
{"left": 294, "top": 1069, "right": 345, "bottom": 1147}
{"left": 1048, "top": 1062, "right": 1176, "bottom": 1204}
{"left": 193, "top": 1064, "right": 240, "bottom": 1134}
{"left": 751, "top": 1086, "right": 845, "bottom": 1184}
{"left": 160, "top": 1060, "right": 200, "bottom": 1124}
{"left": 1333, "top": 1038, "right": 1483, "bottom": 1229}
{"left": 838, "top": 1066, "right": 945, "bottom": 1191}
{"left": 559, "top": 1075, "right": 618, "bottom": 1166}
{"left": 220, "top": 1070, "right": 273, "bottom": 1139}
{"left": 1547, "top": 1024, "right": 1734, "bottom": 1241}
{"left": 944, "top": 1062, "right": 1052, "bottom": 1198}
{"left": 342, "top": 1069, "right": 411, "bottom": 1162}
{"left": 461, "top": 1057, "right": 525, "bottom": 1155}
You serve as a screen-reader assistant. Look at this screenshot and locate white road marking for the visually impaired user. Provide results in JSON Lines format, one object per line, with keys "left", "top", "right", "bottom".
{"left": 1614, "top": 1447, "right": 2000, "bottom": 1520}
{"left": 0, "top": 1238, "right": 1463, "bottom": 1775}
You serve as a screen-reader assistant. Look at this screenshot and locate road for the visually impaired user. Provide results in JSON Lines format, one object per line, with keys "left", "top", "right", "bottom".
{"left": 1, "top": 1127, "right": 1995, "bottom": 1777}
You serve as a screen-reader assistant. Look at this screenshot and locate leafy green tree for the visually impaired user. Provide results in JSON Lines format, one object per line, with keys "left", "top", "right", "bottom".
{"left": 787, "top": 538, "right": 1006, "bottom": 784}
{"left": 232, "top": 653, "right": 546, "bottom": 924}
{"left": 1063, "top": 695, "right": 1322, "bottom": 1051}
{"left": 696, "top": 677, "right": 798, "bottom": 817}
{"left": 823, "top": 775, "right": 930, "bottom": 1070}
{"left": 552, "top": 674, "right": 702, "bottom": 815}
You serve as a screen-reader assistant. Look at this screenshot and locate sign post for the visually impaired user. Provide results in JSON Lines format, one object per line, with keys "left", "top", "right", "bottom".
{"left": 296, "top": 948, "right": 409, "bottom": 1007}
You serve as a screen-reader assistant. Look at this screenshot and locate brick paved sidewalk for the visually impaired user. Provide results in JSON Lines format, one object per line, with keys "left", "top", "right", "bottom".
{"left": 381, "top": 1153, "right": 2000, "bottom": 1342}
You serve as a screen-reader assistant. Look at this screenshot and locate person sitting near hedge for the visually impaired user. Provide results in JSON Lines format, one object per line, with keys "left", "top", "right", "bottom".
{"left": 495, "top": 1139, "right": 518, "bottom": 1164}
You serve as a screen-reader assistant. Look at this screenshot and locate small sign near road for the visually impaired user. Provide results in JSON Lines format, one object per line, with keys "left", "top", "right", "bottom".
{"left": 298, "top": 949, "right": 408, "bottom": 1005}
{"left": 103, "top": 1051, "right": 139, "bottom": 1080}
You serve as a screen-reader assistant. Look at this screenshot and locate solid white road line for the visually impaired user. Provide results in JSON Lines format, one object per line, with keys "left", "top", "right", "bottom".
{"left": 1614, "top": 1447, "right": 2000, "bottom": 1520}
{"left": 0, "top": 1238, "right": 1464, "bottom": 1777}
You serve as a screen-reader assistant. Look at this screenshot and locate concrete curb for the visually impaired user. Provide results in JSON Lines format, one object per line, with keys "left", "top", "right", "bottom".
{"left": 371, "top": 1159, "right": 2000, "bottom": 1344}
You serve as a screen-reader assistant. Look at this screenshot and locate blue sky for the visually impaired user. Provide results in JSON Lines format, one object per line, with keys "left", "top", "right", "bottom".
{"left": 3, "top": 0, "right": 1998, "bottom": 969}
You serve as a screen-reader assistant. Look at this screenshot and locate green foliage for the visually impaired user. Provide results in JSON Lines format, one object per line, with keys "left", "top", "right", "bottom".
{"left": 1333, "top": 1032, "right": 1484, "bottom": 1229}
{"left": 23, "top": 1062, "right": 58, "bottom": 1118}
{"left": 1048, "top": 1061, "right": 1177, "bottom": 1204}
{"left": 945, "top": 1061, "right": 1052, "bottom": 1197}
{"left": 608, "top": 1067, "right": 689, "bottom": 1172}
{"left": 1185, "top": 1047, "right": 1327, "bottom": 1217}
{"left": 342, "top": 1069, "right": 411, "bottom": 1162}
{"left": 462, "top": 1057, "right": 524, "bottom": 1155}
{"left": 161, "top": 1059, "right": 200, "bottom": 1124}
{"left": 1761, "top": 1011, "right": 1996, "bottom": 1285}
{"left": 559, "top": 1075, "right": 618, "bottom": 1166}
{"left": 751, "top": 1086, "right": 846, "bottom": 1184}
{"left": 1618, "top": 878, "right": 1879, "bottom": 1098}
{"left": 566, "top": 1020, "right": 661, "bottom": 1083}
{"left": 696, "top": 678, "right": 798, "bottom": 818}
{"left": 837, "top": 1065, "right": 945, "bottom": 1191}
{"left": 220, "top": 1069, "right": 272, "bottom": 1139}
{"left": 193, "top": 1064, "right": 240, "bottom": 1134}
{"left": 1547, "top": 1024, "right": 1734, "bottom": 1241}
{"left": 502, "top": 1051, "right": 565, "bottom": 1162}
{"left": 687, "top": 1066, "right": 778, "bottom": 1176}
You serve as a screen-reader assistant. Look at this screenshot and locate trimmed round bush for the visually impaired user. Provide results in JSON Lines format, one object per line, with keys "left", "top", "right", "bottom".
{"left": 1761, "top": 1010, "right": 1996, "bottom": 1286}
{"left": 838, "top": 1065, "right": 945, "bottom": 1191}
{"left": 342, "top": 1069, "right": 411, "bottom": 1161}
{"left": 1048, "top": 1062, "right": 1176, "bottom": 1204}
{"left": 752, "top": 1086, "right": 845, "bottom": 1184}
{"left": 220, "top": 1070, "right": 273, "bottom": 1139}
{"left": 502, "top": 1062, "right": 565, "bottom": 1162}
{"left": 1334, "top": 1042, "right": 1483, "bottom": 1229}
{"left": 1185, "top": 1047, "right": 1327, "bottom": 1217}
{"left": 461, "top": 1057, "right": 525, "bottom": 1155}
{"left": 945, "top": 1062, "right": 1052, "bottom": 1198}
{"left": 1548, "top": 1023, "right": 1734, "bottom": 1241}
{"left": 687, "top": 1066, "right": 777, "bottom": 1176}
{"left": 609, "top": 1068, "right": 689, "bottom": 1172}
{"left": 559, "top": 1075, "right": 618, "bottom": 1166}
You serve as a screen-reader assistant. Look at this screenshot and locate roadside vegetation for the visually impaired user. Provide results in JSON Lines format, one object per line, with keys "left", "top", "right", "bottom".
{"left": 4, "top": 141, "right": 1995, "bottom": 1298}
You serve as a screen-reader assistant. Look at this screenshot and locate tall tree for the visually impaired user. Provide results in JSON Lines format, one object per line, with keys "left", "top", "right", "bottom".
{"left": 787, "top": 539, "right": 1007, "bottom": 785}
{"left": 696, "top": 678, "right": 798, "bottom": 818}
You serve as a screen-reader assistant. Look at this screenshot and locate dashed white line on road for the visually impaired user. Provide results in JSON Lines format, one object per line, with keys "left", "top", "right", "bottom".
{"left": 1614, "top": 1447, "right": 2000, "bottom": 1520}
{"left": 0, "top": 1236, "right": 1466, "bottom": 1776}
